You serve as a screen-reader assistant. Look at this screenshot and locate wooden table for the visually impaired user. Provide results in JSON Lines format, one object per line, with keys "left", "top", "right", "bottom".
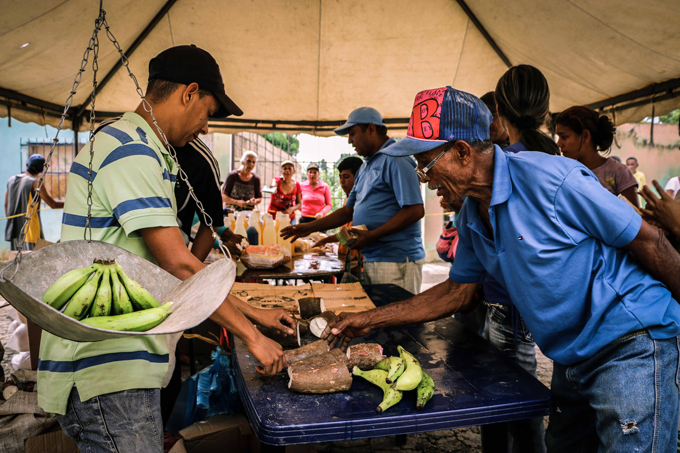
{"left": 237, "top": 252, "right": 345, "bottom": 283}
{"left": 232, "top": 284, "right": 553, "bottom": 451}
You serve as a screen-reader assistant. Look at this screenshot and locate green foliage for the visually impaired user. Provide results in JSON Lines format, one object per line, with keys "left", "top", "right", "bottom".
{"left": 261, "top": 133, "right": 299, "bottom": 156}
{"left": 657, "top": 109, "right": 680, "bottom": 125}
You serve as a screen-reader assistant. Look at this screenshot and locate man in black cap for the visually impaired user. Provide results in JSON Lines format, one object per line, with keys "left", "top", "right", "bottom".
{"left": 39, "top": 46, "right": 293, "bottom": 452}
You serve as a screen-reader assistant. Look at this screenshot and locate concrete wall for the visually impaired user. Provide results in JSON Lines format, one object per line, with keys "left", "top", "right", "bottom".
{"left": 610, "top": 123, "right": 680, "bottom": 187}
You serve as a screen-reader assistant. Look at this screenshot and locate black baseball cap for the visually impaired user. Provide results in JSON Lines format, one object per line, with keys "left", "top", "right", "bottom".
{"left": 148, "top": 45, "right": 243, "bottom": 118}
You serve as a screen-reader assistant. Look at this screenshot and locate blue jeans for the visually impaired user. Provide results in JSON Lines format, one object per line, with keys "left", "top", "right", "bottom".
{"left": 58, "top": 387, "right": 163, "bottom": 453}
{"left": 486, "top": 303, "right": 546, "bottom": 453}
{"left": 545, "top": 330, "right": 680, "bottom": 453}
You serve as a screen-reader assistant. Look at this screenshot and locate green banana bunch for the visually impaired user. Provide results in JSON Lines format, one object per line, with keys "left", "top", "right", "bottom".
{"left": 353, "top": 366, "right": 403, "bottom": 413}
{"left": 81, "top": 302, "right": 173, "bottom": 332}
{"left": 114, "top": 262, "right": 160, "bottom": 310}
{"left": 62, "top": 269, "right": 103, "bottom": 320}
{"left": 393, "top": 345, "right": 423, "bottom": 391}
{"left": 416, "top": 371, "right": 435, "bottom": 409}
{"left": 42, "top": 263, "right": 100, "bottom": 310}
{"left": 89, "top": 268, "right": 112, "bottom": 317}
{"left": 374, "top": 357, "right": 404, "bottom": 384}
{"left": 110, "top": 269, "right": 134, "bottom": 315}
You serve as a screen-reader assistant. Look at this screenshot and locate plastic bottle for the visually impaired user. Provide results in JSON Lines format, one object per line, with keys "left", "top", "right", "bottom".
{"left": 227, "top": 212, "right": 236, "bottom": 232}
{"left": 234, "top": 212, "right": 248, "bottom": 238}
{"left": 294, "top": 210, "right": 302, "bottom": 225}
{"left": 262, "top": 214, "right": 277, "bottom": 245}
{"left": 277, "top": 215, "right": 294, "bottom": 254}
{"left": 247, "top": 210, "right": 262, "bottom": 245}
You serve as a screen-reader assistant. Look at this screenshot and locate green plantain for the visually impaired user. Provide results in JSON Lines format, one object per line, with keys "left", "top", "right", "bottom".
{"left": 42, "top": 263, "right": 99, "bottom": 310}
{"left": 81, "top": 302, "right": 173, "bottom": 332}
{"left": 62, "top": 269, "right": 103, "bottom": 320}
{"left": 110, "top": 268, "right": 134, "bottom": 315}
{"left": 393, "top": 346, "right": 423, "bottom": 391}
{"left": 353, "top": 366, "right": 403, "bottom": 413}
{"left": 416, "top": 371, "right": 435, "bottom": 409}
{"left": 114, "top": 262, "right": 160, "bottom": 310}
{"left": 89, "top": 267, "right": 112, "bottom": 317}
{"left": 374, "top": 356, "right": 404, "bottom": 384}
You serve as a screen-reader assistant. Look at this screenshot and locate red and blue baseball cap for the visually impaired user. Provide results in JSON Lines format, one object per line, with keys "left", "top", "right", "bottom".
{"left": 383, "top": 87, "right": 492, "bottom": 157}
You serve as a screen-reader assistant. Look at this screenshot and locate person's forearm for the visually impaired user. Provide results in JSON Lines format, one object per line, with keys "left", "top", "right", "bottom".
{"left": 367, "top": 204, "right": 424, "bottom": 242}
{"left": 223, "top": 195, "right": 242, "bottom": 205}
{"left": 364, "top": 279, "right": 477, "bottom": 329}
{"left": 621, "top": 187, "right": 640, "bottom": 209}
{"left": 251, "top": 198, "right": 262, "bottom": 205}
{"left": 307, "top": 206, "right": 353, "bottom": 231}
{"left": 229, "top": 294, "right": 260, "bottom": 321}
{"left": 626, "top": 221, "right": 680, "bottom": 301}
{"left": 191, "top": 223, "right": 216, "bottom": 262}
{"left": 209, "top": 295, "right": 260, "bottom": 345}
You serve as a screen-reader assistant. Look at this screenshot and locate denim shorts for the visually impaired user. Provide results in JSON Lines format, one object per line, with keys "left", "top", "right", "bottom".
{"left": 546, "top": 331, "right": 680, "bottom": 452}
{"left": 58, "top": 387, "right": 163, "bottom": 453}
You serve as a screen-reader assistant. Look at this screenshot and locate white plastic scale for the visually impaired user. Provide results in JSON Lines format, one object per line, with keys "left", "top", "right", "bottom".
{"left": 0, "top": 2, "right": 236, "bottom": 342}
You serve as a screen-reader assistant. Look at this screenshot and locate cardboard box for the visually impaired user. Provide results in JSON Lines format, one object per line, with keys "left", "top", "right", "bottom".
{"left": 180, "top": 414, "right": 257, "bottom": 453}
{"left": 25, "top": 429, "right": 79, "bottom": 453}
{"left": 231, "top": 282, "right": 375, "bottom": 315}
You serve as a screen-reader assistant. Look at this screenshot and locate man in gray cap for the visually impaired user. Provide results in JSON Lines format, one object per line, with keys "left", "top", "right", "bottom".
{"left": 281, "top": 107, "right": 426, "bottom": 293}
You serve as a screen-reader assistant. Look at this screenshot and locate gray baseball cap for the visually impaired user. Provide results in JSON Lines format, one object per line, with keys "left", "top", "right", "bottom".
{"left": 334, "top": 107, "right": 387, "bottom": 135}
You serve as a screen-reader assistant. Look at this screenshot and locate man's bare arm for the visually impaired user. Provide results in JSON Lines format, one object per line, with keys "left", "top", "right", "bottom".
{"left": 191, "top": 223, "right": 217, "bottom": 263}
{"left": 352, "top": 204, "right": 424, "bottom": 250}
{"left": 623, "top": 219, "right": 680, "bottom": 302}
{"left": 323, "top": 280, "right": 478, "bottom": 349}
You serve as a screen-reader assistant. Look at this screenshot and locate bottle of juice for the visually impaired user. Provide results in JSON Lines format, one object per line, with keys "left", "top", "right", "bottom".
{"left": 262, "top": 213, "right": 277, "bottom": 245}
{"left": 277, "top": 215, "right": 293, "bottom": 254}
{"left": 247, "top": 210, "right": 261, "bottom": 245}
{"left": 227, "top": 212, "right": 236, "bottom": 232}
{"left": 234, "top": 212, "right": 248, "bottom": 238}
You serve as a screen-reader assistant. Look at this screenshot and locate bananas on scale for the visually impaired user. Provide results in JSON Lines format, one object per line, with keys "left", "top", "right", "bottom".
{"left": 41, "top": 259, "right": 171, "bottom": 332}
{"left": 352, "top": 345, "right": 435, "bottom": 413}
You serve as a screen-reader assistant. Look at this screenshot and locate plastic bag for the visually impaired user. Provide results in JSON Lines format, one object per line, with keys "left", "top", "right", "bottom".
{"left": 165, "top": 347, "right": 242, "bottom": 434}
{"left": 7, "top": 323, "right": 29, "bottom": 352}
{"left": 436, "top": 221, "right": 459, "bottom": 263}
{"left": 240, "top": 244, "right": 291, "bottom": 269}
{"left": 11, "top": 352, "right": 31, "bottom": 371}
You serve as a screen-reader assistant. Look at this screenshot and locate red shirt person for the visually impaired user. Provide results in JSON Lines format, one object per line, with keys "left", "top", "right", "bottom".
{"left": 267, "top": 160, "right": 302, "bottom": 220}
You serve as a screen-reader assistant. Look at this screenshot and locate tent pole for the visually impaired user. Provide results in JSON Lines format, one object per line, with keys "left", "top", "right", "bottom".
{"left": 453, "top": 0, "right": 511, "bottom": 68}
{"left": 587, "top": 77, "right": 680, "bottom": 111}
{"left": 75, "top": 0, "right": 178, "bottom": 118}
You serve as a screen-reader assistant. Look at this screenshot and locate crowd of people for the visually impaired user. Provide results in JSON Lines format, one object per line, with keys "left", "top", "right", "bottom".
{"left": 5, "top": 43, "right": 678, "bottom": 453}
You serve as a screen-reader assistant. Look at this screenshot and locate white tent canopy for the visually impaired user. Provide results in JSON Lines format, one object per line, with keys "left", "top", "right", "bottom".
{"left": 1, "top": 0, "right": 679, "bottom": 135}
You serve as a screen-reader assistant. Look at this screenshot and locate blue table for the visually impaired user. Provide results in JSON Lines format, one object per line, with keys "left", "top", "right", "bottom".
{"left": 232, "top": 284, "right": 553, "bottom": 449}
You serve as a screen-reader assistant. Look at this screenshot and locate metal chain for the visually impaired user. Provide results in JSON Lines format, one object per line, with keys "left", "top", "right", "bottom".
{"left": 1, "top": 8, "right": 106, "bottom": 281}
{"left": 101, "top": 16, "right": 231, "bottom": 259}
{"left": 84, "top": 14, "right": 103, "bottom": 242}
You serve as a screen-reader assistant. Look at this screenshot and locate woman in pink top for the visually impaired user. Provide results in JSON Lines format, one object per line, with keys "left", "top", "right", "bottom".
{"left": 556, "top": 106, "right": 640, "bottom": 208}
{"left": 299, "top": 162, "right": 332, "bottom": 224}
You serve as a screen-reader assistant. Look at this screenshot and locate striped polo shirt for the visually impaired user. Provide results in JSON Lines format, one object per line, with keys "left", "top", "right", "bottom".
{"left": 38, "top": 112, "right": 178, "bottom": 415}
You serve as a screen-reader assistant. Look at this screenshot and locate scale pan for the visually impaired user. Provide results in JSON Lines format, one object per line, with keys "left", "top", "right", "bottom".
{"left": 0, "top": 240, "right": 235, "bottom": 342}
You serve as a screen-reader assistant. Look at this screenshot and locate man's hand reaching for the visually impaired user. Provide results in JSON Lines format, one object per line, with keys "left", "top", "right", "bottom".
{"left": 245, "top": 333, "right": 288, "bottom": 375}
{"left": 251, "top": 308, "right": 296, "bottom": 336}
{"left": 321, "top": 311, "right": 373, "bottom": 351}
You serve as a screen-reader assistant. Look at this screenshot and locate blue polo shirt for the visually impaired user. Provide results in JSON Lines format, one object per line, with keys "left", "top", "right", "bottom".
{"left": 347, "top": 138, "right": 425, "bottom": 262}
{"left": 449, "top": 146, "right": 680, "bottom": 365}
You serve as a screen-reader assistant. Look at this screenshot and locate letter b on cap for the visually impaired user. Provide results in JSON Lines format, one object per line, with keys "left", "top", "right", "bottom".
{"left": 410, "top": 99, "right": 440, "bottom": 140}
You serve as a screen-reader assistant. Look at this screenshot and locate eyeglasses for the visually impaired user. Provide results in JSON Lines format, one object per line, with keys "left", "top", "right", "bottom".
{"left": 415, "top": 148, "right": 448, "bottom": 181}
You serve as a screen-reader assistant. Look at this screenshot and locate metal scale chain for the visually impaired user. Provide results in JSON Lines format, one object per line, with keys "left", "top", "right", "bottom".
{"left": 1, "top": 9, "right": 106, "bottom": 281}
{"left": 1, "top": 1, "right": 230, "bottom": 283}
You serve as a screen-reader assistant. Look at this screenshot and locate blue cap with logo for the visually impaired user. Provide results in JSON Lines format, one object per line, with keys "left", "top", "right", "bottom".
{"left": 382, "top": 87, "right": 492, "bottom": 157}
{"left": 334, "top": 107, "right": 387, "bottom": 135}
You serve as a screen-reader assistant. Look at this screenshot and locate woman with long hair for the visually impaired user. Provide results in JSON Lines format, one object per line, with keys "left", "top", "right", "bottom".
{"left": 555, "top": 106, "right": 639, "bottom": 208}
{"left": 494, "top": 64, "right": 560, "bottom": 156}
{"left": 482, "top": 64, "right": 558, "bottom": 453}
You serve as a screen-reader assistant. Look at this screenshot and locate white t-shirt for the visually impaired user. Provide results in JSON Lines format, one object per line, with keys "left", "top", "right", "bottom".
{"left": 664, "top": 176, "right": 680, "bottom": 198}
